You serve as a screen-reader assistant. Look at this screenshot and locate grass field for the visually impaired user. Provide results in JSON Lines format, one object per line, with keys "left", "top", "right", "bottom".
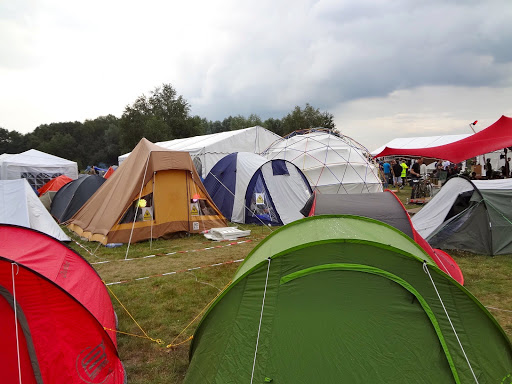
{"left": 67, "top": 190, "right": 512, "bottom": 383}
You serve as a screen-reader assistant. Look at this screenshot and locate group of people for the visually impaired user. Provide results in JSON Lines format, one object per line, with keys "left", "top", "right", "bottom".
{"left": 380, "top": 158, "right": 427, "bottom": 189}
{"left": 486, "top": 156, "right": 512, "bottom": 179}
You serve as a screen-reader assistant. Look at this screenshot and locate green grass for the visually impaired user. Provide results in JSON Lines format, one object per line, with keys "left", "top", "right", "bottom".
{"left": 65, "top": 214, "right": 512, "bottom": 384}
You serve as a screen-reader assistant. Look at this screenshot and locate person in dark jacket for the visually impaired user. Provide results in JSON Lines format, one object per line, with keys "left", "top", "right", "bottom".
{"left": 485, "top": 158, "right": 493, "bottom": 179}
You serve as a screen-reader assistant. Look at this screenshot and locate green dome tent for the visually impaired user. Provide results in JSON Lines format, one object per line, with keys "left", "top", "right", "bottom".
{"left": 185, "top": 216, "right": 512, "bottom": 383}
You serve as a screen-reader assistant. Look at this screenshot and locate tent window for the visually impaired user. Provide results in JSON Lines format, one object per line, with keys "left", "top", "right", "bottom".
{"left": 190, "top": 198, "right": 217, "bottom": 216}
{"left": 22, "top": 172, "right": 63, "bottom": 190}
{"left": 445, "top": 191, "right": 473, "bottom": 221}
{"left": 246, "top": 172, "right": 280, "bottom": 225}
{"left": 271, "top": 160, "right": 289, "bottom": 176}
{"left": 119, "top": 193, "right": 154, "bottom": 223}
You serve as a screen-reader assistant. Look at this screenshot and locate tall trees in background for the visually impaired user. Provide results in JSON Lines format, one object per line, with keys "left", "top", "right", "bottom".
{"left": 0, "top": 83, "right": 336, "bottom": 169}
{"left": 119, "top": 84, "right": 203, "bottom": 153}
{"left": 281, "top": 103, "right": 335, "bottom": 133}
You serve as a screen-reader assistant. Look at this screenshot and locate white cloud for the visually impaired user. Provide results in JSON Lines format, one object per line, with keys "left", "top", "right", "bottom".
{"left": 0, "top": 0, "right": 511, "bottom": 157}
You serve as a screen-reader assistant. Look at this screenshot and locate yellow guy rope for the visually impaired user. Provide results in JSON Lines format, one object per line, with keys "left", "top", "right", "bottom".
{"left": 167, "top": 280, "right": 232, "bottom": 349}
{"left": 104, "top": 281, "right": 164, "bottom": 345}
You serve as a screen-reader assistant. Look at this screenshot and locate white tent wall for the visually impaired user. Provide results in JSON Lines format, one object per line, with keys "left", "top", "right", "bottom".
{"left": 118, "top": 126, "right": 282, "bottom": 178}
{"left": 0, "top": 179, "right": 70, "bottom": 241}
{"left": 231, "top": 153, "right": 267, "bottom": 223}
{"left": 0, "top": 149, "right": 78, "bottom": 190}
{"left": 264, "top": 130, "right": 382, "bottom": 194}
{"left": 260, "top": 161, "right": 311, "bottom": 224}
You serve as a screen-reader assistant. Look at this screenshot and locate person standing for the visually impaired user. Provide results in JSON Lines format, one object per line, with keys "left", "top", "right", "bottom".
{"left": 400, "top": 159, "right": 408, "bottom": 189}
{"left": 392, "top": 159, "right": 403, "bottom": 188}
{"left": 419, "top": 158, "right": 428, "bottom": 178}
{"left": 409, "top": 158, "right": 422, "bottom": 199}
{"left": 485, "top": 158, "right": 493, "bottom": 179}
{"left": 505, "top": 157, "right": 511, "bottom": 178}
{"left": 383, "top": 160, "right": 391, "bottom": 187}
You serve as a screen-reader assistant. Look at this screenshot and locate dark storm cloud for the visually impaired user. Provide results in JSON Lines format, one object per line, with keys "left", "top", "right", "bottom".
{"left": 186, "top": 0, "right": 512, "bottom": 120}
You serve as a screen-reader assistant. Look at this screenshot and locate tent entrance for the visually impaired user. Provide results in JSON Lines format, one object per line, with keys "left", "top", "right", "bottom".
{"left": 256, "top": 265, "right": 458, "bottom": 383}
{"left": 244, "top": 170, "right": 282, "bottom": 225}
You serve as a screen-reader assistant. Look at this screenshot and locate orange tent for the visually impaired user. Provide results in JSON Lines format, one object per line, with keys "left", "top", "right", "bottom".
{"left": 68, "top": 138, "right": 227, "bottom": 244}
{"left": 37, "top": 174, "right": 73, "bottom": 195}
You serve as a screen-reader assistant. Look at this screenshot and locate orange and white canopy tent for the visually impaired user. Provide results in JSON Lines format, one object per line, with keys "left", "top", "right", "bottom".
{"left": 68, "top": 138, "right": 227, "bottom": 244}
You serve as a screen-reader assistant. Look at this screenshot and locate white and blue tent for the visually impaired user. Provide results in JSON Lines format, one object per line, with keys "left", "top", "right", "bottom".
{"left": 203, "top": 152, "right": 312, "bottom": 226}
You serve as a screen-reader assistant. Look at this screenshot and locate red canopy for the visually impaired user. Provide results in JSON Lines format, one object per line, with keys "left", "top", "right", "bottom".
{"left": 374, "top": 115, "right": 512, "bottom": 162}
{"left": 38, "top": 175, "right": 73, "bottom": 195}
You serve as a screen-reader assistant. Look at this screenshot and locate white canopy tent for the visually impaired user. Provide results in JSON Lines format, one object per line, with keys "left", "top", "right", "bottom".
{"left": 0, "top": 179, "right": 70, "bottom": 241}
{"left": 263, "top": 129, "right": 382, "bottom": 194}
{"left": 0, "top": 149, "right": 78, "bottom": 190}
{"left": 118, "top": 126, "right": 281, "bottom": 178}
{"left": 371, "top": 134, "right": 471, "bottom": 157}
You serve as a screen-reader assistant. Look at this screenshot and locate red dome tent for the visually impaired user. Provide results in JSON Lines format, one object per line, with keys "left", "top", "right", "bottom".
{"left": 37, "top": 174, "right": 73, "bottom": 196}
{"left": 0, "top": 224, "right": 125, "bottom": 383}
{"left": 301, "top": 191, "right": 464, "bottom": 284}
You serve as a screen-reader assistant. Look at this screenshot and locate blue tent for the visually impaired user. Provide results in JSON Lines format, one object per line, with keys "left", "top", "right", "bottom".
{"left": 203, "top": 152, "right": 312, "bottom": 225}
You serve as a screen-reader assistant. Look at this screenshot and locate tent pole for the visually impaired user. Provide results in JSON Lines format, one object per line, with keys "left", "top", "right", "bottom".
{"left": 125, "top": 153, "right": 150, "bottom": 259}
{"left": 150, "top": 171, "right": 155, "bottom": 250}
{"left": 186, "top": 172, "right": 191, "bottom": 234}
{"left": 11, "top": 263, "right": 23, "bottom": 384}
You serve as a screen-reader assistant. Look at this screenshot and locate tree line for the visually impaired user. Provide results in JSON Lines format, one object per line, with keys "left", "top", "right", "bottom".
{"left": 0, "top": 83, "right": 335, "bottom": 170}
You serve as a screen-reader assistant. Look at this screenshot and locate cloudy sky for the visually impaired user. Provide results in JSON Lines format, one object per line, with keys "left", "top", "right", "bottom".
{"left": 1, "top": 0, "right": 512, "bottom": 150}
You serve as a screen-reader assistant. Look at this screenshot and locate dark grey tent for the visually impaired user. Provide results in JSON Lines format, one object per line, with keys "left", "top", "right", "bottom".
{"left": 51, "top": 175, "right": 105, "bottom": 223}
{"left": 412, "top": 176, "right": 512, "bottom": 255}
{"left": 301, "top": 191, "right": 414, "bottom": 236}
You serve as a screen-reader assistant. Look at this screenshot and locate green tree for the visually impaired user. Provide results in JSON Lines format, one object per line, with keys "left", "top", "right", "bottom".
{"left": 81, "top": 115, "right": 121, "bottom": 167}
{"left": 281, "top": 103, "right": 335, "bottom": 134}
{"left": 0, "top": 127, "right": 12, "bottom": 154}
{"left": 263, "top": 117, "right": 284, "bottom": 136}
{"left": 119, "top": 83, "right": 195, "bottom": 153}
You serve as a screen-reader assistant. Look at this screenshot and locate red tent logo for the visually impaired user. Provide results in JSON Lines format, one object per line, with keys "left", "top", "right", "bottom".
{"left": 76, "top": 342, "right": 112, "bottom": 383}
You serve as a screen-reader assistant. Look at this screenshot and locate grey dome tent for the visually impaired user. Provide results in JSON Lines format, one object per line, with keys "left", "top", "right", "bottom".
{"left": 51, "top": 174, "right": 106, "bottom": 223}
{"left": 412, "top": 176, "right": 512, "bottom": 255}
{"left": 185, "top": 215, "right": 512, "bottom": 383}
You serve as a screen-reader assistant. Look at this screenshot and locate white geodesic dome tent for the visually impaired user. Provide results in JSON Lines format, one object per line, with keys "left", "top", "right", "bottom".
{"left": 263, "top": 129, "right": 382, "bottom": 194}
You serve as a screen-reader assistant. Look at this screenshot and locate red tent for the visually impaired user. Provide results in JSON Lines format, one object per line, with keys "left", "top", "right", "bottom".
{"left": 37, "top": 175, "right": 73, "bottom": 195}
{"left": 374, "top": 115, "right": 512, "bottom": 162}
{"left": 104, "top": 166, "right": 117, "bottom": 179}
{"left": 0, "top": 225, "right": 125, "bottom": 383}
{"left": 301, "top": 191, "right": 464, "bottom": 284}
